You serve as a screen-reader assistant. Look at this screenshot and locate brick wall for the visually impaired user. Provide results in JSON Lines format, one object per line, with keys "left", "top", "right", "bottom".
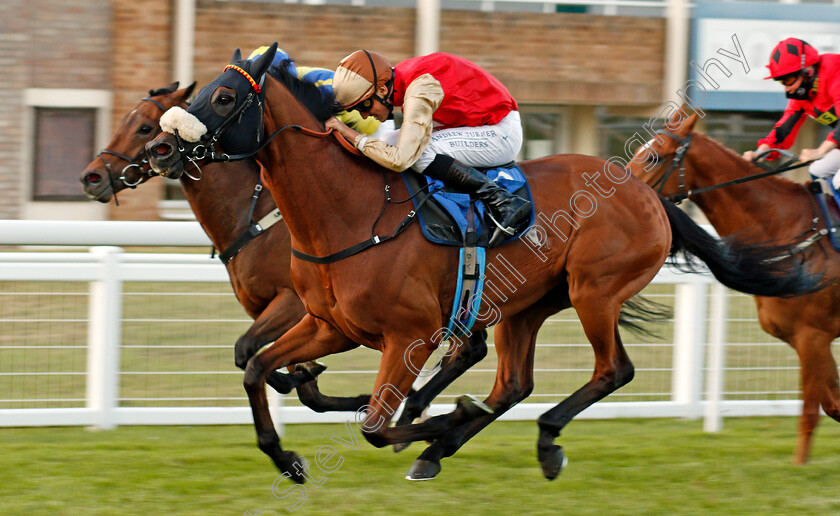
{"left": 0, "top": 0, "right": 111, "bottom": 220}
{"left": 109, "top": 0, "right": 172, "bottom": 220}
{"left": 0, "top": 1, "right": 28, "bottom": 220}
{"left": 193, "top": 3, "right": 663, "bottom": 105}
{"left": 0, "top": 1, "right": 665, "bottom": 221}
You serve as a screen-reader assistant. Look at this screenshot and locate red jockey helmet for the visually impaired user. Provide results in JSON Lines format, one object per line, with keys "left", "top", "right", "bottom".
{"left": 764, "top": 38, "right": 820, "bottom": 79}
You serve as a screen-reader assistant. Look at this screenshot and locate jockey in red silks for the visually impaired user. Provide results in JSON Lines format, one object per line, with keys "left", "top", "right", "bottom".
{"left": 744, "top": 38, "right": 840, "bottom": 188}
{"left": 325, "top": 50, "right": 531, "bottom": 246}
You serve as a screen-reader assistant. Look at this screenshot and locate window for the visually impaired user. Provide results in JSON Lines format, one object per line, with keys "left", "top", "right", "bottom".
{"left": 32, "top": 108, "right": 95, "bottom": 201}
{"left": 22, "top": 89, "right": 111, "bottom": 220}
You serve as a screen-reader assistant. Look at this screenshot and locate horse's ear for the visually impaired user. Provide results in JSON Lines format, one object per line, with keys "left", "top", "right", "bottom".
{"left": 149, "top": 82, "right": 180, "bottom": 97}
{"left": 668, "top": 104, "right": 691, "bottom": 126}
{"left": 682, "top": 113, "right": 699, "bottom": 134}
{"left": 173, "top": 81, "right": 198, "bottom": 104}
{"left": 250, "top": 42, "right": 278, "bottom": 80}
{"left": 230, "top": 48, "right": 242, "bottom": 64}
{"left": 183, "top": 81, "right": 197, "bottom": 99}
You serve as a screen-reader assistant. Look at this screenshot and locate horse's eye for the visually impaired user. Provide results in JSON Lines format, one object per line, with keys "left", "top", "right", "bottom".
{"left": 211, "top": 88, "right": 237, "bottom": 116}
{"left": 137, "top": 124, "right": 153, "bottom": 136}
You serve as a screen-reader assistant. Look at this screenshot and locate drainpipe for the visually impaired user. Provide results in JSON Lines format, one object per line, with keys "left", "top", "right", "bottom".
{"left": 172, "top": 0, "right": 196, "bottom": 86}
{"left": 416, "top": 0, "right": 440, "bottom": 56}
{"left": 664, "top": 0, "right": 689, "bottom": 103}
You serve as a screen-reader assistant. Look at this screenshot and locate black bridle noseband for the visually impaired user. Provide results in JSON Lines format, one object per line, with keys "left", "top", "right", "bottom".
{"left": 97, "top": 96, "right": 169, "bottom": 189}
{"left": 648, "top": 130, "right": 693, "bottom": 202}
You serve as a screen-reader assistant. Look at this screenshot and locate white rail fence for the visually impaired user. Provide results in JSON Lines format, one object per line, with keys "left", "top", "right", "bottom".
{"left": 0, "top": 221, "right": 811, "bottom": 431}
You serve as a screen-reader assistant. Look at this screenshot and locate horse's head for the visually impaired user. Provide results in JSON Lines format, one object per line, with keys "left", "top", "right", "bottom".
{"left": 629, "top": 109, "right": 699, "bottom": 199}
{"left": 80, "top": 82, "right": 196, "bottom": 202}
{"left": 147, "top": 43, "right": 278, "bottom": 179}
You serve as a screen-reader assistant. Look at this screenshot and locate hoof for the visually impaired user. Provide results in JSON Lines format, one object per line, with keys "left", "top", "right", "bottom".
{"left": 393, "top": 441, "right": 412, "bottom": 453}
{"left": 296, "top": 360, "right": 328, "bottom": 380}
{"left": 537, "top": 444, "right": 568, "bottom": 481}
{"left": 266, "top": 371, "right": 295, "bottom": 395}
{"left": 275, "top": 450, "right": 306, "bottom": 484}
{"left": 457, "top": 394, "right": 493, "bottom": 419}
{"left": 405, "top": 459, "right": 441, "bottom": 481}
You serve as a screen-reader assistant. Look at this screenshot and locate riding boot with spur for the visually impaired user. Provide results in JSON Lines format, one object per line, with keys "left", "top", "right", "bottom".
{"left": 424, "top": 155, "right": 531, "bottom": 247}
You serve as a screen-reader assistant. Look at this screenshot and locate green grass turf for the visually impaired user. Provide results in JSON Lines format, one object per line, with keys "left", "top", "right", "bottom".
{"left": 1, "top": 418, "right": 839, "bottom": 515}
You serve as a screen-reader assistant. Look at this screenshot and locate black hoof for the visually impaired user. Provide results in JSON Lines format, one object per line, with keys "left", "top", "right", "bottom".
{"left": 537, "top": 444, "right": 568, "bottom": 481}
{"left": 266, "top": 371, "right": 295, "bottom": 395}
{"left": 275, "top": 450, "right": 306, "bottom": 484}
{"left": 405, "top": 459, "right": 441, "bottom": 481}
{"left": 393, "top": 441, "right": 411, "bottom": 453}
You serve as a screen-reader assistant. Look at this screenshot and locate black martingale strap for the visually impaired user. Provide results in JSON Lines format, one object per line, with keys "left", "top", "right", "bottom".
{"left": 218, "top": 179, "right": 284, "bottom": 264}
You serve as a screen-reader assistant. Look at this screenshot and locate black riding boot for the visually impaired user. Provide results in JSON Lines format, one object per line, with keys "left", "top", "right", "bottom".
{"left": 424, "top": 155, "right": 531, "bottom": 246}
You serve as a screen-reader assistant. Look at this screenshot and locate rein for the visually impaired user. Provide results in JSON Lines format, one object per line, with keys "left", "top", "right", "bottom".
{"left": 654, "top": 130, "right": 829, "bottom": 260}
{"left": 653, "top": 130, "right": 813, "bottom": 203}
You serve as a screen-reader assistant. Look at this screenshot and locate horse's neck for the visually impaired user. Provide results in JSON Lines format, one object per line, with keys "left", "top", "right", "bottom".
{"left": 179, "top": 160, "right": 271, "bottom": 252}
{"left": 687, "top": 138, "right": 813, "bottom": 240}
{"left": 256, "top": 87, "right": 383, "bottom": 256}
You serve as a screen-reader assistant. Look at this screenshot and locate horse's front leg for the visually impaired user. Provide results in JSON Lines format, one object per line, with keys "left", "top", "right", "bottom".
{"left": 234, "top": 288, "right": 326, "bottom": 395}
{"left": 243, "top": 314, "right": 358, "bottom": 482}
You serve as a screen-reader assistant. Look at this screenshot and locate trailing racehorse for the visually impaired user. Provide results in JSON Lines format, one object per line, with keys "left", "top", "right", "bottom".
{"left": 146, "top": 44, "right": 822, "bottom": 482}
{"left": 629, "top": 110, "right": 839, "bottom": 464}
{"left": 79, "top": 82, "right": 488, "bottom": 415}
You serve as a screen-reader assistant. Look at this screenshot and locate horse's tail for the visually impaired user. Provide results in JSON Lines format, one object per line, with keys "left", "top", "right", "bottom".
{"left": 660, "top": 196, "right": 822, "bottom": 297}
{"left": 619, "top": 295, "right": 671, "bottom": 339}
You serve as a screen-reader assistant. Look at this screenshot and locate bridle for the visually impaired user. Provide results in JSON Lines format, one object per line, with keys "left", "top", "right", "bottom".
{"left": 172, "top": 66, "right": 360, "bottom": 170}
{"left": 648, "top": 130, "right": 693, "bottom": 202}
{"left": 97, "top": 96, "right": 169, "bottom": 188}
{"left": 650, "top": 130, "right": 812, "bottom": 204}
{"left": 172, "top": 66, "right": 267, "bottom": 168}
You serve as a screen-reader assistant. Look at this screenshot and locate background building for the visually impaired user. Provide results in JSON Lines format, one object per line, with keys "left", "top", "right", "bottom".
{"left": 2, "top": 0, "right": 838, "bottom": 221}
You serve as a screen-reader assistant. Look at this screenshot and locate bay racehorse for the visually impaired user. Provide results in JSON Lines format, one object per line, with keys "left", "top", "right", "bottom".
{"left": 629, "top": 109, "right": 840, "bottom": 464}
{"left": 78, "top": 81, "right": 489, "bottom": 428}
{"left": 145, "top": 43, "right": 822, "bottom": 482}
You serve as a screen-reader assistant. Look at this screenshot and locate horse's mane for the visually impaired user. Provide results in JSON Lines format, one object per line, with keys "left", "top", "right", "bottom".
{"left": 266, "top": 59, "right": 338, "bottom": 123}
{"left": 698, "top": 131, "right": 805, "bottom": 193}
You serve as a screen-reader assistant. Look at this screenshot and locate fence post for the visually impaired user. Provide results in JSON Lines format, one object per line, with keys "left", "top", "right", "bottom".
{"left": 671, "top": 279, "right": 708, "bottom": 419}
{"left": 704, "top": 283, "right": 728, "bottom": 432}
{"left": 86, "top": 246, "right": 123, "bottom": 429}
{"left": 267, "top": 386, "right": 285, "bottom": 437}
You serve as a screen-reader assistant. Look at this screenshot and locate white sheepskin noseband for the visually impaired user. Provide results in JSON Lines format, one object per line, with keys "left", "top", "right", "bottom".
{"left": 160, "top": 106, "right": 208, "bottom": 143}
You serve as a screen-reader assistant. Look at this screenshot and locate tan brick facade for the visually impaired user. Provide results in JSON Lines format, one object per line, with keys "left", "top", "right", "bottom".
{"left": 3, "top": 0, "right": 665, "bottom": 221}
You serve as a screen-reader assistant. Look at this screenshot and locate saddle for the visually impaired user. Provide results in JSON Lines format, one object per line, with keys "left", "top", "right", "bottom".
{"left": 401, "top": 163, "right": 535, "bottom": 248}
{"left": 807, "top": 177, "right": 840, "bottom": 251}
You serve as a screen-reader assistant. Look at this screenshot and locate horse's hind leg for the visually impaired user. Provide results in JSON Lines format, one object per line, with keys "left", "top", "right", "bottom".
{"left": 536, "top": 297, "right": 634, "bottom": 480}
{"left": 792, "top": 328, "right": 839, "bottom": 464}
{"left": 405, "top": 310, "right": 546, "bottom": 480}
{"left": 392, "top": 331, "right": 488, "bottom": 452}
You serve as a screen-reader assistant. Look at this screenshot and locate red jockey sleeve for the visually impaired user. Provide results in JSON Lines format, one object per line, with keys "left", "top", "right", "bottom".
{"left": 757, "top": 101, "right": 807, "bottom": 150}
{"left": 828, "top": 79, "right": 840, "bottom": 145}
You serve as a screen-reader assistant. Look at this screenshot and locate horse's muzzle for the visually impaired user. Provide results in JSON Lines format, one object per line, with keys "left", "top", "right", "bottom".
{"left": 146, "top": 136, "right": 185, "bottom": 179}
{"left": 80, "top": 169, "right": 113, "bottom": 203}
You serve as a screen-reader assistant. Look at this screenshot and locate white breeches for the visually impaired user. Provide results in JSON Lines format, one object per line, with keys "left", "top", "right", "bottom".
{"left": 378, "top": 111, "right": 523, "bottom": 172}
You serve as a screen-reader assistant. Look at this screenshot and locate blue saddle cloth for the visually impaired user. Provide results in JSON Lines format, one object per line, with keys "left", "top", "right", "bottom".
{"left": 810, "top": 177, "right": 840, "bottom": 252}
{"left": 402, "top": 164, "right": 535, "bottom": 247}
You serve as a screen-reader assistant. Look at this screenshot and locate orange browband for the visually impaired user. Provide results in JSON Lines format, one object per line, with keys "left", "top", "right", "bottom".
{"left": 223, "top": 65, "right": 262, "bottom": 94}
